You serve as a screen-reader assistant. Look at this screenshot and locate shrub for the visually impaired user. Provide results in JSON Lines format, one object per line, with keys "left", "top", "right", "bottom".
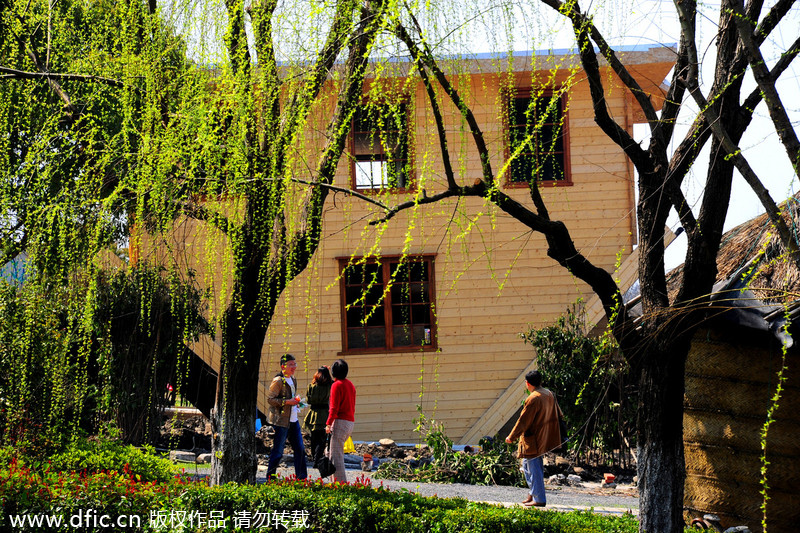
{"left": 522, "top": 301, "right": 636, "bottom": 465}
{"left": 1, "top": 461, "right": 642, "bottom": 533}
{"left": 374, "top": 413, "right": 525, "bottom": 487}
{"left": 1, "top": 436, "right": 643, "bottom": 532}
{"left": 0, "top": 437, "right": 178, "bottom": 484}
{"left": 48, "top": 438, "right": 179, "bottom": 482}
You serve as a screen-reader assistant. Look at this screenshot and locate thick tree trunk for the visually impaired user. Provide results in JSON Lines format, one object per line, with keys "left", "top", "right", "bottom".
{"left": 209, "top": 256, "right": 270, "bottom": 485}
{"left": 636, "top": 337, "right": 690, "bottom": 533}
{"left": 209, "top": 349, "right": 260, "bottom": 485}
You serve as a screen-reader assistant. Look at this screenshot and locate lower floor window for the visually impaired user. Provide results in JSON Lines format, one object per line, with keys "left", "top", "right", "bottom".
{"left": 339, "top": 255, "right": 436, "bottom": 352}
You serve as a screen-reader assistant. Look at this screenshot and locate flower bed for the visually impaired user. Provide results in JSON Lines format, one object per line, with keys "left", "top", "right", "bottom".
{"left": 0, "top": 438, "right": 645, "bottom": 532}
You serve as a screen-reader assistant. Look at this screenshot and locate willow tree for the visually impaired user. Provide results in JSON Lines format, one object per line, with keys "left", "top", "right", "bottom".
{"left": 1, "top": 0, "right": 192, "bottom": 443}
{"left": 364, "top": 1, "right": 799, "bottom": 532}
{"left": 1, "top": 0, "right": 388, "bottom": 483}
{"left": 190, "top": 0, "right": 388, "bottom": 485}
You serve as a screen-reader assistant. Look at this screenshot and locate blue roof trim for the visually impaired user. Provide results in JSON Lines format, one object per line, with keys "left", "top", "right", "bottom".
{"left": 469, "top": 43, "right": 676, "bottom": 59}
{"left": 271, "top": 43, "right": 678, "bottom": 68}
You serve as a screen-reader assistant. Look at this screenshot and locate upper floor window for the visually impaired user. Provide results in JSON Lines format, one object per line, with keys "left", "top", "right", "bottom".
{"left": 507, "top": 90, "right": 569, "bottom": 186}
{"left": 351, "top": 102, "right": 411, "bottom": 191}
{"left": 339, "top": 255, "right": 435, "bottom": 353}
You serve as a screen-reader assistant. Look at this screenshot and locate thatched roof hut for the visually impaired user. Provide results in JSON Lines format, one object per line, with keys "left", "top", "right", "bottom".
{"left": 677, "top": 195, "right": 800, "bottom": 533}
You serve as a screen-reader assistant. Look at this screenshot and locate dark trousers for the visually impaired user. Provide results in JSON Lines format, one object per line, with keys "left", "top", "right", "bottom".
{"left": 309, "top": 429, "right": 327, "bottom": 466}
{"left": 266, "top": 421, "right": 307, "bottom": 480}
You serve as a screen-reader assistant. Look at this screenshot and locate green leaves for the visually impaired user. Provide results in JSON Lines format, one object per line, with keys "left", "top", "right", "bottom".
{"left": 376, "top": 413, "right": 525, "bottom": 487}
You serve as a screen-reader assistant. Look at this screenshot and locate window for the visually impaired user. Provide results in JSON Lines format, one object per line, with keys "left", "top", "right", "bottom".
{"left": 507, "top": 90, "right": 569, "bottom": 185}
{"left": 351, "top": 103, "right": 410, "bottom": 190}
{"left": 339, "top": 255, "right": 435, "bottom": 352}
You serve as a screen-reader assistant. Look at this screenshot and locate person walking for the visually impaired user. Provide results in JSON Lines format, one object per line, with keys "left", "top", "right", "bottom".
{"left": 303, "top": 366, "right": 332, "bottom": 469}
{"left": 505, "top": 370, "right": 563, "bottom": 507}
{"left": 266, "top": 354, "right": 307, "bottom": 480}
{"left": 325, "top": 359, "right": 355, "bottom": 483}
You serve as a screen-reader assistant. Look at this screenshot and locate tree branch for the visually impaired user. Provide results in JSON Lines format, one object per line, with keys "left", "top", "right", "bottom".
{"left": 0, "top": 66, "right": 124, "bottom": 87}
{"left": 741, "top": 35, "right": 800, "bottom": 112}
{"left": 291, "top": 178, "right": 389, "bottom": 211}
{"left": 675, "top": 0, "right": 800, "bottom": 267}
{"left": 664, "top": 0, "right": 798, "bottom": 192}
{"left": 290, "top": 0, "right": 384, "bottom": 273}
{"left": 398, "top": 19, "right": 495, "bottom": 185}
{"left": 249, "top": 0, "right": 281, "bottom": 152}
{"left": 731, "top": 0, "right": 800, "bottom": 174}
{"left": 541, "top": 0, "right": 662, "bottom": 130}
{"left": 409, "top": 52, "right": 458, "bottom": 190}
{"left": 538, "top": 0, "right": 650, "bottom": 170}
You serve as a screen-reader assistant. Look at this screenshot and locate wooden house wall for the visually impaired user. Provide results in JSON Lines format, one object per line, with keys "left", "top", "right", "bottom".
{"left": 139, "top": 54, "right": 674, "bottom": 444}
{"left": 259, "top": 64, "right": 664, "bottom": 443}
{"left": 684, "top": 327, "right": 800, "bottom": 533}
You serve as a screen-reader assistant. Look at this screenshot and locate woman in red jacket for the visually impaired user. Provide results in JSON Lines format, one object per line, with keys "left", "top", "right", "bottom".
{"left": 325, "top": 358, "right": 355, "bottom": 482}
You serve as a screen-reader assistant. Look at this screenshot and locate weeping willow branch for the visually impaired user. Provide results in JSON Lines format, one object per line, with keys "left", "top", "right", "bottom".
{"left": 178, "top": 202, "right": 233, "bottom": 236}
{"left": 0, "top": 65, "right": 124, "bottom": 87}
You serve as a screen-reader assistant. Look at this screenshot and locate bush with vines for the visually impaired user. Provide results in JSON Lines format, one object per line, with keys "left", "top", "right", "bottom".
{"left": 522, "top": 301, "right": 636, "bottom": 467}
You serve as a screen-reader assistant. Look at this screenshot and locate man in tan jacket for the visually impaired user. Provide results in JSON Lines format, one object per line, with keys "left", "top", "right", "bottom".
{"left": 506, "top": 370, "right": 563, "bottom": 507}
{"left": 265, "top": 354, "right": 306, "bottom": 480}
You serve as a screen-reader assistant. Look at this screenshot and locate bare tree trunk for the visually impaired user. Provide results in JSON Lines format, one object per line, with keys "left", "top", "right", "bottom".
{"left": 636, "top": 338, "right": 690, "bottom": 533}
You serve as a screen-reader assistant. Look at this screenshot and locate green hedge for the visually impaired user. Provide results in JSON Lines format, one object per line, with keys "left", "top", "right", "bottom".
{"left": 2, "top": 468, "right": 639, "bottom": 532}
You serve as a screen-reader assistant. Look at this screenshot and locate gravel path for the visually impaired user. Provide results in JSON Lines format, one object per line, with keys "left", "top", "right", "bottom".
{"left": 262, "top": 466, "right": 639, "bottom": 517}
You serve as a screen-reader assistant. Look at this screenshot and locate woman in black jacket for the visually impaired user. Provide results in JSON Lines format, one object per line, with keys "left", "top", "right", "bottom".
{"left": 303, "top": 366, "right": 332, "bottom": 468}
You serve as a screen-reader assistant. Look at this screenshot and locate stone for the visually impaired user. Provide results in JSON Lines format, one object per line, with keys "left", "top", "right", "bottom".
{"left": 379, "top": 438, "right": 395, "bottom": 447}
{"left": 572, "top": 466, "right": 585, "bottom": 476}
{"left": 169, "top": 450, "right": 197, "bottom": 463}
{"left": 566, "top": 474, "right": 583, "bottom": 486}
{"left": 196, "top": 453, "right": 212, "bottom": 464}
{"left": 555, "top": 456, "right": 570, "bottom": 467}
{"left": 601, "top": 482, "right": 617, "bottom": 489}
{"left": 722, "top": 527, "right": 751, "bottom": 533}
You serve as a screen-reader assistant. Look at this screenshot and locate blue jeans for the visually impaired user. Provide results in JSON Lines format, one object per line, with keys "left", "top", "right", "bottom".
{"left": 522, "top": 456, "right": 546, "bottom": 504}
{"left": 266, "top": 421, "right": 307, "bottom": 480}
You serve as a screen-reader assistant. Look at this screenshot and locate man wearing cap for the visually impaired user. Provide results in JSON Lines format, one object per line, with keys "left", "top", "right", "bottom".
{"left": 266, "top": 354, "right": 307, "bottom": 480}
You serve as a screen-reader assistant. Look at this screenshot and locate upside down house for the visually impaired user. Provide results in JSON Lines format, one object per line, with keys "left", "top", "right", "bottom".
{"left": 141, "top": 45, "right": 675, "bottom": 444}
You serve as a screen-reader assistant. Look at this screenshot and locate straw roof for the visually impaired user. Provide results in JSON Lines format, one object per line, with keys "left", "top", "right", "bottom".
{"left": 667, "top": 194, "right": 800, "bottom": 305}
